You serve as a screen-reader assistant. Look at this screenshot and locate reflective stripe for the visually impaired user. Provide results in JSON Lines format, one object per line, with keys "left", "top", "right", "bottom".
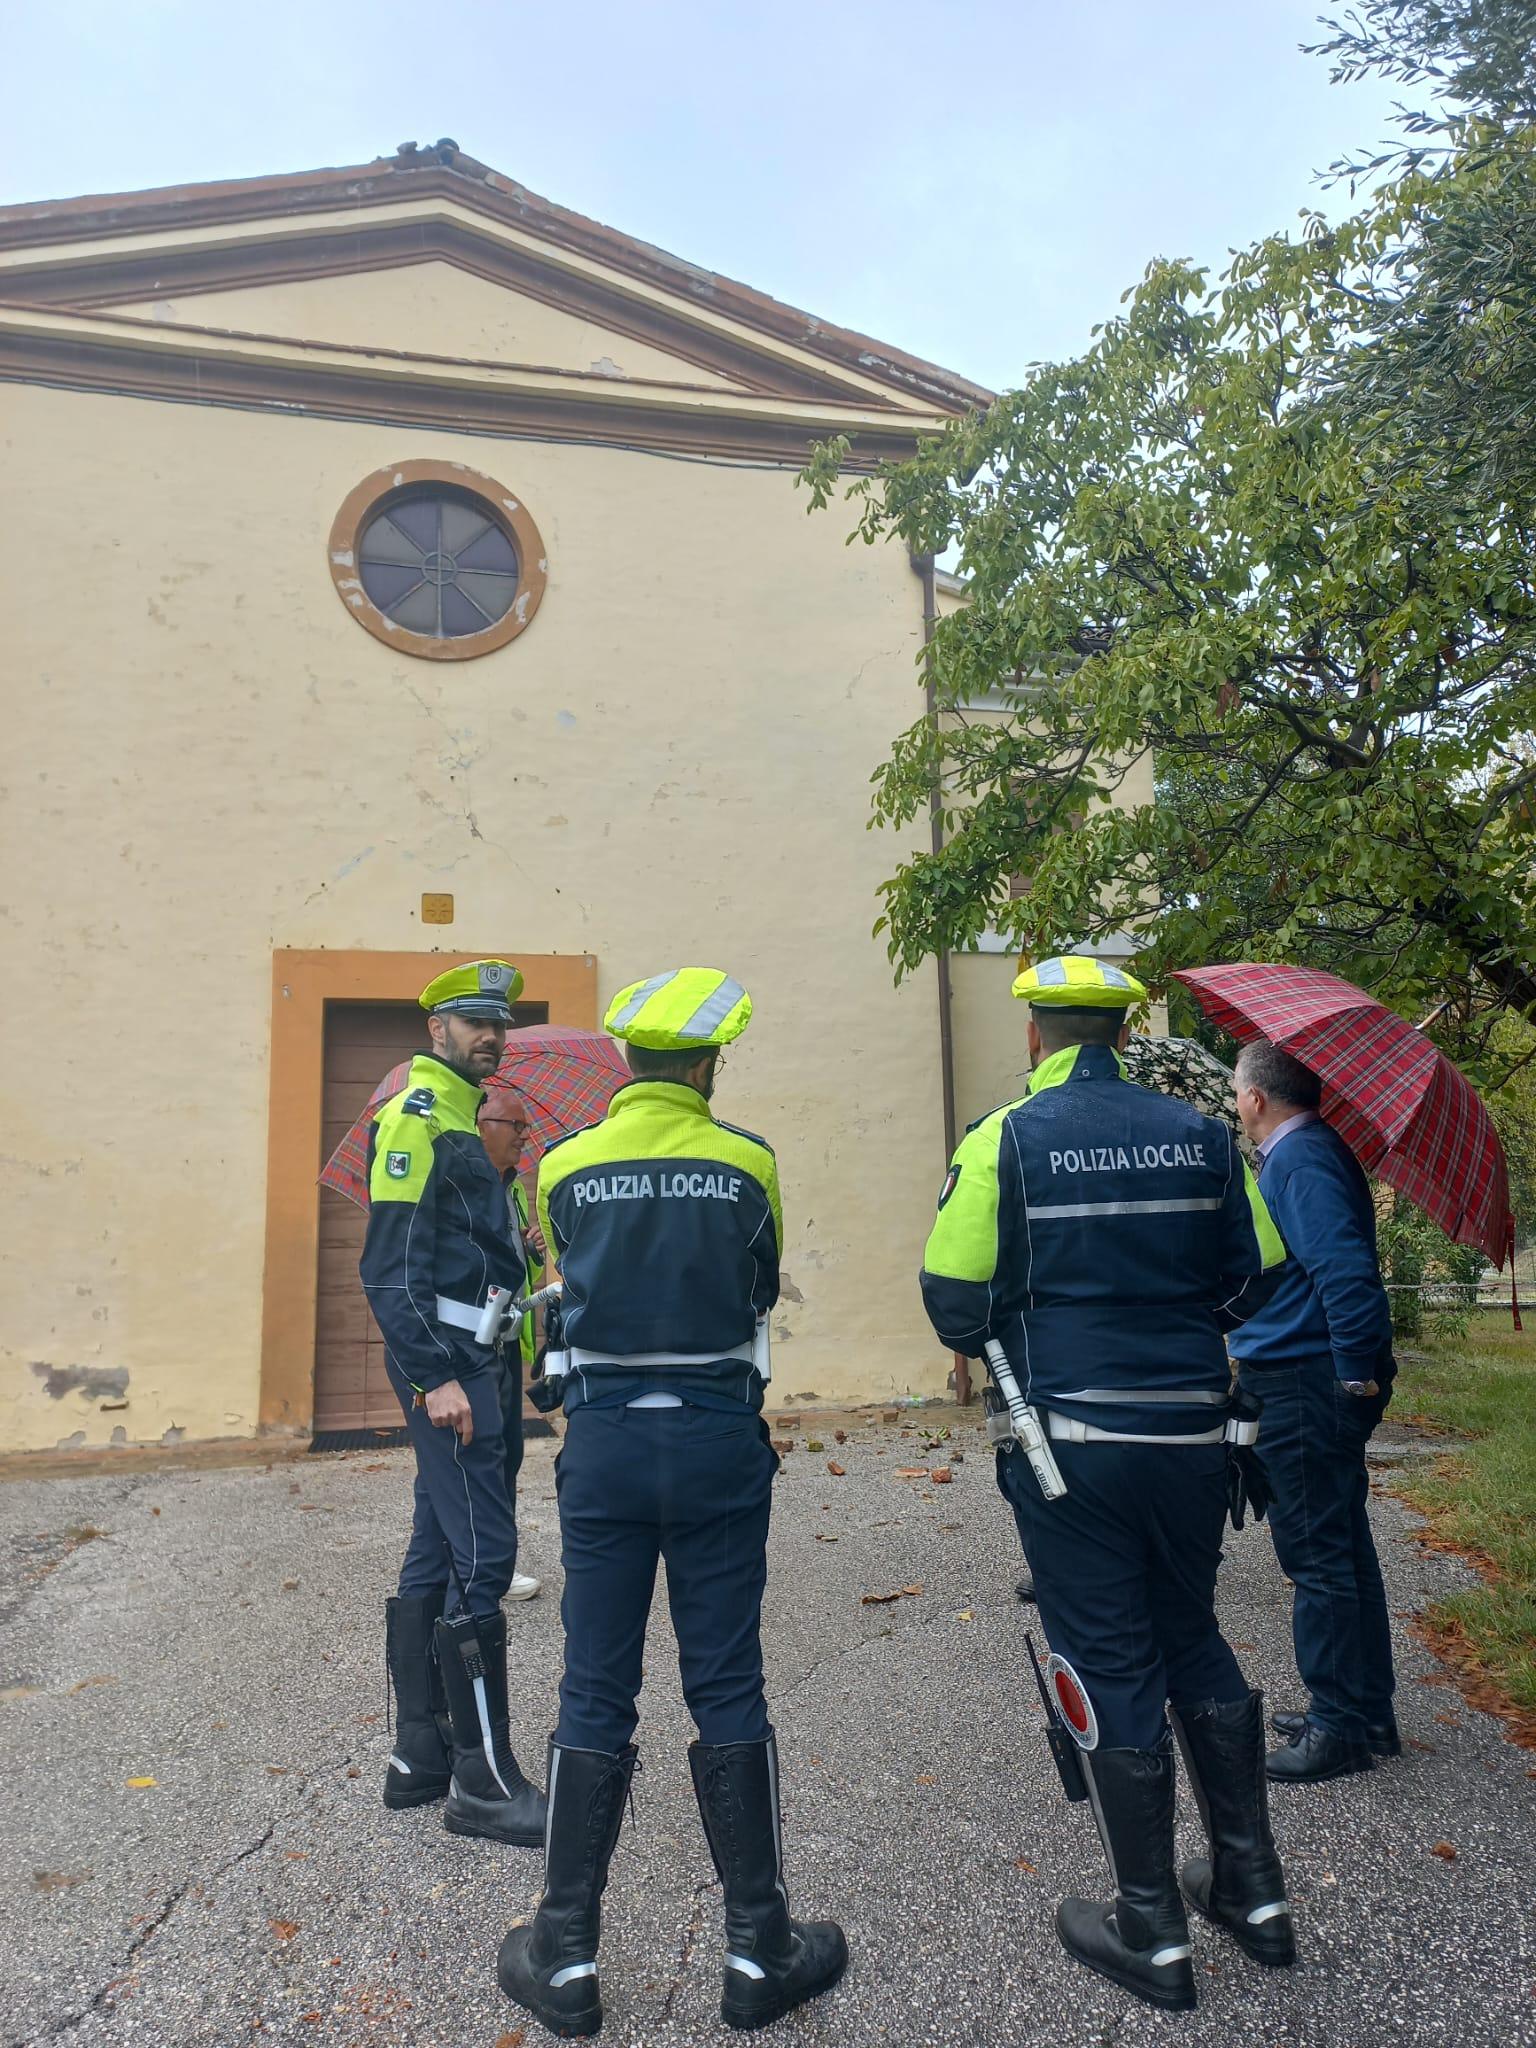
{"left": 435, "top": 1294, "right": 483, "bottom": 1331}
{"left": 1247, "top": 1901, "right": 1291, "bottom": 1925}
{"left": 567, "top": 1342, "right": 755, "bottom": 1370}
{"left": 1026, "top": 1197, "right": 1225, "bottom": 1219}
{"left": 1062, "top": 1387, "right": 1229, "bottom": 1406}
{"left": 388, "top": 1753, "right": 412, "bottom": 1775}
{"left": 1046, "top": 1411, "right": 1226, "bottom": 1446}
{"left": 677, "top": 975, "right": 748, "bottom": 1042}
{"left": 606, "top": 970, "right": 677, "bottom": 1032}
{"left": 1149, "top": 1945, "right": 1193, "bottom": 1966}
{"left": 1035, "top": 957, "right": 1069, "bottom": 985}
{"left": 725, "top": 1954, "right": 767, "bottom": 1981}
{"left": 550, "top": 1963, "right": 599, "bottom": 1988}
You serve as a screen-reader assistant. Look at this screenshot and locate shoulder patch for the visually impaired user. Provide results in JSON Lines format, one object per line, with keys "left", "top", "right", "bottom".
{"left": 386, "top": 1150, "right": 412, "bottom": 1179}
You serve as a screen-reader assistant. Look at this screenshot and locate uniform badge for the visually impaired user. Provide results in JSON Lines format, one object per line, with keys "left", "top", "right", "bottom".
{"left": 386, "top": 1151, "right": 412, "bottom": 1178}
{"left": 937, "top": 1163, "right": 962, "bottom": 1209}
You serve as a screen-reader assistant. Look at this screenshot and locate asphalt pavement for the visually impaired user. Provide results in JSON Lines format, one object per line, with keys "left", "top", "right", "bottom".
{"left": 1, "top": 1409, "right": 1532, "bottom": 2048}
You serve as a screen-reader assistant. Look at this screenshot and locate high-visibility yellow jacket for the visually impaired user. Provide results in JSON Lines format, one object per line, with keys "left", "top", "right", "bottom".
{"left": 920, "top": 1042, "right": 1286, "bottom": 1437}
{"left": 359, "top": 1053, "right": 523, "bottom": 1393}
{"left": 538, "top": 1078, "right": 781, "bottom": 1404}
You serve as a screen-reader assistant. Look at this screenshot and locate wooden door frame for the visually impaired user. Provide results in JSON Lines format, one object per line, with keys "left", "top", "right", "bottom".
{"left": 258, "top": 948, "right": 598, "bottom": 1433}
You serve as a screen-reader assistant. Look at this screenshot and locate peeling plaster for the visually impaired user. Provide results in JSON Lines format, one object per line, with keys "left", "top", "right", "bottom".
{"left": 31, "top": 1363, "right": 129, "bottom": 1401}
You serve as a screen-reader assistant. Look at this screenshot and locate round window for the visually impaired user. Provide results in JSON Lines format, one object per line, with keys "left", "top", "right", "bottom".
{"left": 329, "top": 461, "right": 547, "bottom": 660}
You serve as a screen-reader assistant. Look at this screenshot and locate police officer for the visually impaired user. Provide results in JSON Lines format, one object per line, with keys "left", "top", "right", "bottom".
{"left": 361, "top": 960, "right": 546, "bottom": 1848}
{"left": 919, "top": 958, "right": 1294, "bottom": 2013}
{"left": 497, "top": 968, "right": 847, "bottom": 2038}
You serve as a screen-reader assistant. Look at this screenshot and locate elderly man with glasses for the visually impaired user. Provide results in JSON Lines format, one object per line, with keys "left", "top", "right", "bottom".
{"left": 477, "top": 1087, "right": 546, "bottom": 1602}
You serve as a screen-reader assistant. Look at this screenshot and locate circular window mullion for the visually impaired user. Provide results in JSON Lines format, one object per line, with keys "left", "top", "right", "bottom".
{"left": 330, "top": 461, "right": 548, "bottom": 663}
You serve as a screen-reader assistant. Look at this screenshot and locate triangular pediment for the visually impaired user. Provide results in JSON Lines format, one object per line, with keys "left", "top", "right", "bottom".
{"left": 0, "top": 147, "right": 991, "bottom": 416}
{"left": 108, "top": 259, "right": 752, "bottom": 392}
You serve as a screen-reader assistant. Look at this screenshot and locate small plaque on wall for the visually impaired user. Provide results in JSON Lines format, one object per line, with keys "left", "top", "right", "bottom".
{"left": 421, "top": 893, "right": 455, "bottom": 925}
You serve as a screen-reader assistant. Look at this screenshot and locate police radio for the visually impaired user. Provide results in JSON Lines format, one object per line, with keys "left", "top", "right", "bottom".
{"left": 982, "top": 1338, "right": 1067, "bottom": 1500}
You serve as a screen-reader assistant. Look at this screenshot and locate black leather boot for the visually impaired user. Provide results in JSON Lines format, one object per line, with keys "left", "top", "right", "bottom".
{"left": 1172, "top": 1693, "right": 1296, "bottom": 1967}
{"left": 689, "top": 1733, "right": 849, "bottom": 2031}
{"left": 383, "top": 1593, "right": 452, "bottom": 1809}
{"left": 1272, "top": 1707, "right": 1401, "bottom": 1758}
{"left": 1056, "top": 1736, "right": 1197, "bottom": 2012}
{"left": 498, "top": 1743, "right": 637, "bottom": 2038}
{"left": 435, "top": 1610, "right": 547, "bottom": 1846}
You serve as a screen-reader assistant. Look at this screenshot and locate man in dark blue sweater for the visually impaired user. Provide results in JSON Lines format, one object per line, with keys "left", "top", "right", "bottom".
{"left": 1230, "top": 1040, "right": 1399, "bottom": 1785}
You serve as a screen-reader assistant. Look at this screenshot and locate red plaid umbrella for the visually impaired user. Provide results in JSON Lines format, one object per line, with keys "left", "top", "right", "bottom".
{"left": 1172, "top": 963, "right": 1514, "bottom": 1270}
{"left": 320, "top": 1023, "right": 629, "bottom": 1210}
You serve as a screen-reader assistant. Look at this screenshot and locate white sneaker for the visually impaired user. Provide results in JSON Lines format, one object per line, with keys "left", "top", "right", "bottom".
{"left": 505, "top": 1570, "right": 542, "bottom": 1602}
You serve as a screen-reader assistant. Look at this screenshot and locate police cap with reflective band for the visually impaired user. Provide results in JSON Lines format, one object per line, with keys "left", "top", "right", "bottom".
{"left": 418, "top": 958, "right": 525, "bottom": 1021}
{"left": 1012, "top": 955, "right": 1147, "bottom": 1011}
{"left": 604, "top": 967, "right": 753, "bottom": 1050}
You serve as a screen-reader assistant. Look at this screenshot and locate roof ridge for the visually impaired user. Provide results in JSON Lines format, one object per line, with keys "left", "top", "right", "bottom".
{"left": 0, "top": 143, "right": 993, "bottom": 414}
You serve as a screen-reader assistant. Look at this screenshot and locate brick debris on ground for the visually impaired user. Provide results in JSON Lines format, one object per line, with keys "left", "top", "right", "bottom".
{"left": 0, "top": 1411, "right": 1531, "bottom": 2047}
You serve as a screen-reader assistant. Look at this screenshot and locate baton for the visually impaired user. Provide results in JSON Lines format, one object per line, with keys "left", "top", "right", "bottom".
{"left": 982, "top": 1338, "right": 1067, "bottom": 1500}
{"left": 1025, "top": 1631, "right": 1088, "bottom": 1802}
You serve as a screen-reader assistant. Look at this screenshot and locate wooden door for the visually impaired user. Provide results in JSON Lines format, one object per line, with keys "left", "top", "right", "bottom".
{"left": 314, "top": 999, "right": 546, "bottom": 1434}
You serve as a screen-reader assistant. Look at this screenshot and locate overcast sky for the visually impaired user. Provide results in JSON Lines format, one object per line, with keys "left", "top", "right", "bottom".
{"left": 5, "top": 0, "right": 1404, "bottom": 391}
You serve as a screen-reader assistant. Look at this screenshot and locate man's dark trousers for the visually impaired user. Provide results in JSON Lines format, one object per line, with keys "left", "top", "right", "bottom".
{"left": 554, "top": 1403, "right": 776, "bottom": 1751}
{"left": 496, "top": 1352, "right": 526, "bottom": 1518}
{"left": 1000, "top": 1440, "right": 1248, "bottom": 1745}
{"left": 388, "top": 1359, "right": 517, "bottom": 1620}
{"left": 1238, "top": 1353, "right": 1395, "bottom": 1740}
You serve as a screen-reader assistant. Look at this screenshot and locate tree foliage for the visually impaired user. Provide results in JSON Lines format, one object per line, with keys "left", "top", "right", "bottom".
{"left": 803, "top": 0, "right": 1536, "bottom": 1079}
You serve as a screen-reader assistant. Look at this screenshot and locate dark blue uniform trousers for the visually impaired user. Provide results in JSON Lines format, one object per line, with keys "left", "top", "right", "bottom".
{"left": 554, "top": 1403, "right": 776, "bottom": 1753}
{"left": 1237, "top": 1353, "right": 1396, "bottom": 1740}
{"left": 388, "top": 1359, "right": 518, "bottom": 1619}
{"left": 1001, "top": 1439, "right": 1248, "bottom": 1749}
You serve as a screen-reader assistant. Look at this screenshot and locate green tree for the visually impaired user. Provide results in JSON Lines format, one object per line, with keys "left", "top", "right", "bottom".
{"left": 803, "top": 2, "right": 1536, "bottom": 1075}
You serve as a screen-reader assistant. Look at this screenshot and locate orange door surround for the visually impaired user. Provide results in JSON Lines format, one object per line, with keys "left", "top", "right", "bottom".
{"left": 259, "top": 949, "right": 597, "bottom": 1434}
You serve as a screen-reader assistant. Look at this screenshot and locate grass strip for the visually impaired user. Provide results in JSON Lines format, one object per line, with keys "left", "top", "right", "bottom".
{"left": 1391, "top": 1325, "right": 1536, "bottom": 1740}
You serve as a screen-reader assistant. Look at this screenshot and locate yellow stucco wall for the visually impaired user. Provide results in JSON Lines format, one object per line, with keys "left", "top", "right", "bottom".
{"left": 0, "top": 376, "right": 953, "bottom": 1452}
{"left": 114, "top": 261, "right": 744, "bottom": 387}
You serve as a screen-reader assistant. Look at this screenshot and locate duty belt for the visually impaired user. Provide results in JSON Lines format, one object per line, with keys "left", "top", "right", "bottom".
{"left": 985, "top": 1405, "right": 1258, "bottom": 1448}
{"left": 436, "top": 1294, "right": 487, "bottom": 1331}
{"left": 566, "top": 1341, "right": 755, "bottom": 1371}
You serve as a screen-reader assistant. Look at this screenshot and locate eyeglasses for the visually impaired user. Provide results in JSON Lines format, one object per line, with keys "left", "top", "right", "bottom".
{"left": 482, "top": 1118, "right": 530, "bottom": 1137}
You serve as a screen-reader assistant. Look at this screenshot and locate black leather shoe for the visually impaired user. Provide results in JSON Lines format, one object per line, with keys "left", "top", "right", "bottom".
{"left": 1015, "top": 1574, "right": 1037, "bottom": 1605}
{"left": 1265, "top": 1722, "right": 1374, "bottom": 1783}
{"left": 1271, "top": 1708, "right": 1401, "bottom": 1758}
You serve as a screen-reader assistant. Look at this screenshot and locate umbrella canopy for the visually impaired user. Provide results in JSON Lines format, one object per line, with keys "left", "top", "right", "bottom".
{"left": 1172, "top": 963, "right": 1513, "bottom": 1268}
{"left": 320, "top": 1023, "right": 629, "bottom": 1210}
{"left": 1121, "top": 1034, "right": 1242, "bottom": 1138}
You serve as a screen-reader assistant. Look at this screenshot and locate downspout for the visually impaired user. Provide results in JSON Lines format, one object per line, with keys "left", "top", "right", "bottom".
{"left": 911, "top": 550, "right": 969, "bottom": 1404}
